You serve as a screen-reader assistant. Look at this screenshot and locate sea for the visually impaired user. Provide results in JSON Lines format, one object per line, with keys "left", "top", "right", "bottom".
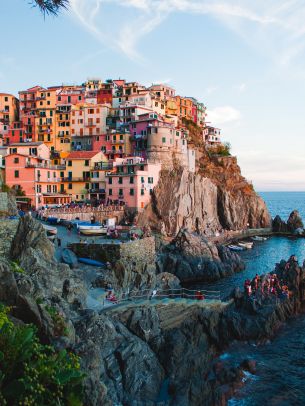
{"left": 214, "top": 192, "right": 305, "bottom": 406}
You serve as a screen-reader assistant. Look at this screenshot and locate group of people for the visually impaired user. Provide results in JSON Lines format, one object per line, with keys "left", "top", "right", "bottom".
{"left": 244, "top": 272, "right": 289, "bottom": 299}
{"left": 105, "top": 283, "right": 118, "bottom": 304}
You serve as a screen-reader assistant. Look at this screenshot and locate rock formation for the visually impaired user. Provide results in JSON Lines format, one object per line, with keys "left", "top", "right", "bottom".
{"left": 157, "top": 229, "right": 245, "bottom": 283}
{"left": 2, "top": 217, "right": 305, "bottom": 406}
{"left": 138, "top": 155, "right": 271, "bottom": 237}
{"left": 272, "top": 210, "right": 304, "bottom": 235}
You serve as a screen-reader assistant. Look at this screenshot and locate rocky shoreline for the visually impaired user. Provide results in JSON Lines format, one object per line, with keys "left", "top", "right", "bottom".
{"left": 0, "top": 215, "right": 305, "bottom": 405}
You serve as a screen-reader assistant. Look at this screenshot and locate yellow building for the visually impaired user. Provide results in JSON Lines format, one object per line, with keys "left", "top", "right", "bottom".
{"left": 63, "top": 151, "right": 107, "bottom": 201}
{"left": 165, "top": 98, "right": 178, "bottom": 116}
{"left": 35, "top": 88, "right": 57, "bottom": 149}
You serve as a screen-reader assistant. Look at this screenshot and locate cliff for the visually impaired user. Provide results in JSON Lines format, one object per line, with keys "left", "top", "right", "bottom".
{"left": 0, "top": 217, "right": 304, "bottom": 406}
{"left": 138, "top": 144, "right": 271, "bottom": 237}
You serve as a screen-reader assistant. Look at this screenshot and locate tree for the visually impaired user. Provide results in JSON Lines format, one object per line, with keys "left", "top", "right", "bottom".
{"left": 30, "top": 0, "right": 69, "bottom": 15}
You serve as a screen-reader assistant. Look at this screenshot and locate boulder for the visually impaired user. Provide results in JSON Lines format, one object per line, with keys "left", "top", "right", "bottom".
{"left": 158, "top": 229, "right": 245, "bottom": 283}
{"left": 272, "top": 215, "right": 288, "bottom": 232}
{"left": 287, "top": 210, "right": 304, "bottom": 233}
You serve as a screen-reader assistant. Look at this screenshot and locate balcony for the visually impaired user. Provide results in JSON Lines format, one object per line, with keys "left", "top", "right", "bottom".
{"left": 61, "top": 177, "right": 91, "bottom": 182}
{"left": 26, "top": 163, "right": 66, "bottom": 170}
{"left": 93, "top": 162, "right": 113, "bottom": 170}
{"left": 89, "top": 188, "right": 105, "bottom": 194}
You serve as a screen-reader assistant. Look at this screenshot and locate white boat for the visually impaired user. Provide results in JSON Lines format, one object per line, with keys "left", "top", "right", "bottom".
{"left": 251, "top": 236, "right": 268, "bottom": 241}
{"left": 228, "top": 245, "right": 245, "bottom": 251}
{"left": 238, "top": 241, "right": 253, "bottom": 249}
{"left": 43, "top": 224, "right": 58, "bottom": 235}
{"left": 78, "top": 225, "right": 108, "bottom": 235}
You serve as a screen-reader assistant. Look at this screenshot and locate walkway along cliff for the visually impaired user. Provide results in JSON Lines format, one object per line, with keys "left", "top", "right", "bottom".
{"left": 0, "top": 216, "right": 305, "bottom": 405}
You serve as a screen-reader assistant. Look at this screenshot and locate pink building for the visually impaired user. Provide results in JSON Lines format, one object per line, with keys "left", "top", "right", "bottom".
{"left": 105, "top": 156, "right": 161, "bottom": 211}
{"left": 3, "top": 122, "right": 26, "bottom": 145}
{"left": 71, "top": 104, "right": 109, "bottom": 138}
{"left": 5, "top": 142, "right": 70, "bottom": 208}
{"left": 56, "top": 86, "right": 84, "bottom": 106}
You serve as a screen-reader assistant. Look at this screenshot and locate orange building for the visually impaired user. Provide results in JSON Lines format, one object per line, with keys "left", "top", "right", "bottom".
{"left": 175, "top": 96, "right": 193, "bottom": 121}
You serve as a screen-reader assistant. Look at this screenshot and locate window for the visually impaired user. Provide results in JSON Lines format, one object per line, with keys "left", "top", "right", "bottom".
{"left": 84, "top": 160, "right": 89, "bottom": 166}
{"left": 85, "top": 183, "right": 90, "bottom": 190}
{"left": 130, "top": 176, "right": 134, "bottom": 184}
{"left": 14, "top": 170, "right": 19, "bottom": 178}
{"left": 148, "top": 177, "right": 153, "bottom": 184}
{"left": 141, "top": 176, "right": 145, "bottom": 183}
{"left": 14, "top": 157, "right": 19, "bottom": 164}
{"left": 58, "top": 96, "right": 62, "bottom": 101}
{"left": 149, "top": 189, "right": 153, "bottom": 195}
{"left": 109, "top": 188, "right": 112, "bottom": 196}
{"left": 52, "top": 185, "right": 57, "bottom": 193}
{"left": 118, "top": 177, "right": 123, "bottom": 184}
{"left": 68, "top": 161, "right": 72, "bottom": 167}
{"left": 68, "top": 183, "right": 72, "bottom": 190}
{"left": 119, "top": 188, "right": 123, "bottom": 196}
{"left": 162, "top": 137, "right": 166, "bottom": 143}
{"left": 141, "top": 189, "right": 144, "bottom": 196}
{"left": 108, "top": 178, "right": 112, "bottom": 184}
{"left": 130, "top": 188, "right": 134, "bottom": 196}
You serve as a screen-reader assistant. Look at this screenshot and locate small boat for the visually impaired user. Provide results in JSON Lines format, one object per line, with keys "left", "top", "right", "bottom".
{"left": 43, "top": 224, "right": 58, "bottom": 235}
{"left": 238, "top": 242, "right": 253, "bottom": 249}
{"left": 62, "top": 248, "right": 78, "bottom": 268}
{"left": 47, "top": 217, "right": 60, "bottom": 225}
{"left": 251, "top": 236, "right": 268, "bottom": 242}
{"left": 78, "top": 225, "right": 108, "bottom": 235}
{"left": 78, "top": 257, "right": 105, "bottom": 267}
{"left": 228, "top": 245, "right": 245, "bottom": 251}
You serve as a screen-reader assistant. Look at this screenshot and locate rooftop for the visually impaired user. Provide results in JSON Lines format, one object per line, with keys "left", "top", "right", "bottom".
{"left": 66, "top": 151, "right": 101, "bottom": 159}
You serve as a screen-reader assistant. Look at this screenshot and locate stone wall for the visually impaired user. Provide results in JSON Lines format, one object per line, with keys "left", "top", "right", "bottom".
{"left": 0, "top": 193, "right": 8, "bottom": 214}
{"left": 69, "top": 237, "right": 157, "bottom": 292}
{"left": 69, "top": 237, "right": 155, "bottom": 265}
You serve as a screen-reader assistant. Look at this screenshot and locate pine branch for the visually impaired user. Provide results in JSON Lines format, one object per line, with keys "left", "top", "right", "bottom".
{"left": 31, "top": 0, "right": 69, "bottom": 16}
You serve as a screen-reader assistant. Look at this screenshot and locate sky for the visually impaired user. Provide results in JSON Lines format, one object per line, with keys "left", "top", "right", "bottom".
{"left": 1, "top": 0, "right": 305, "bottom": 191}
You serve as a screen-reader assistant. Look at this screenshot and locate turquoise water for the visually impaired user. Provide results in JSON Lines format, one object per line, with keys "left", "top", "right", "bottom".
{"left": 259, "top": 191, "right": 305, "bottom": 220}
{"left": 224, "top": 192, "right": 305, "bottom": 405}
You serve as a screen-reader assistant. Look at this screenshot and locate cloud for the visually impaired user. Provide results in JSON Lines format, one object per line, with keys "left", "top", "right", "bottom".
{"left": 207, "top": 106, "right": 241, "bottom": 125}
{"left": 70, "top": 0, "right": 305, "bottom": 63}
{"left": 235, "top": 83, "right": 247, "bottom": 93}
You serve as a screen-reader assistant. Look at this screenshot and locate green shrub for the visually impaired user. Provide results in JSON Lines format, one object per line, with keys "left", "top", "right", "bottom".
{"left": 45, "top": 305, "right": 68, "bottom": 337}
{"left": 0, "top": 305, "right": 84, "bottom": 406}
{"left": 10, "top": 261, "right": 25, "bottom": 274}
{"left": 0, "top": 184, "right": 11, "bottom": 193}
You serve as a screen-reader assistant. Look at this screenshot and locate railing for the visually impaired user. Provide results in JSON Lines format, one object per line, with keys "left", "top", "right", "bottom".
{"left": 25, "top": 163, "right": 66, "bottom": 170}
{"left": 100, "top": 287, "right": 222, "bottom": 309}
{"left": 61, "top": 177, "right": 90, "bottom": 182}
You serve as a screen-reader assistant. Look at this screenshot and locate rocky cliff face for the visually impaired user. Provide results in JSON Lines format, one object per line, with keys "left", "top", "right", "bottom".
{"left": 157, "top": 229, "right": 245, "bottom": 283}
{"left": 1, "top": 217, "right": 304, "bottom": 406}
{"left": 138, "top": 155, "right": 271, "bottom": 237}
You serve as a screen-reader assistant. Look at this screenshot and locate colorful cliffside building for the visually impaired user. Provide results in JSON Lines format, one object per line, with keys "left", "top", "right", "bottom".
{"left": 5, "top": 142, "right": 70, "bottom": 208}
{"left": 2, "top": 77, "right": 222, "bottom": 210}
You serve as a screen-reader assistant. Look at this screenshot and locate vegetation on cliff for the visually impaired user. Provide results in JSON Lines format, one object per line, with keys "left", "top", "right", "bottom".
{"left": 0, "top": 305, "right": 84, "bottom": 406}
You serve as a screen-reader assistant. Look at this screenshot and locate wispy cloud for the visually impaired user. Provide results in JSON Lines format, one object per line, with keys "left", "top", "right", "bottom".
{"left": 69, "top": 1, "right": 305, "bottom": 65}
{"left": 207, "top": 105, "right": 241, "bottom": 125}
